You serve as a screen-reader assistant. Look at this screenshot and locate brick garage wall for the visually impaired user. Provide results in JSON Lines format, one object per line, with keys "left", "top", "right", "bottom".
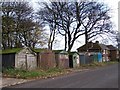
{"left": 109, "top": 50, "right": 117, "bottom": 61}
{"left": 38, "top": 50, "right": 56, "bottom": 70}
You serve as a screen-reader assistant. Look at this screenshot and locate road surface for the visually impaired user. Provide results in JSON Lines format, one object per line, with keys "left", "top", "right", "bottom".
{"left": 6, "top": 64, "right": 118, "bottom": 88}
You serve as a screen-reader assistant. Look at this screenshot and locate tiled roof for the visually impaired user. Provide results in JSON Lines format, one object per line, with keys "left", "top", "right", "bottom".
{"left": 107, "top": 45, "right": 117, "bottom": 50}
{"left": 99, "top": 44, "right": 109, "bottom": 50}
{"left": 77, "top": 41, "right": 109, "bottom": 52}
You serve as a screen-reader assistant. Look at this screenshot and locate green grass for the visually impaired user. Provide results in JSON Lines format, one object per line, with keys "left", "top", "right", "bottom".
{"left": 2, "top": 68, "right": 65, "bottom": 79}
{"left": 79, "top": 61, "right": 118, "bottom": 69}
{"left": 46, "top": 68, "right": 63, "bottom": 73}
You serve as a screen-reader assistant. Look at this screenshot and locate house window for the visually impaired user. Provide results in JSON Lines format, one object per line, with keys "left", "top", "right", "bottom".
{"left": 117, "top": 51, "right": 119, "bottom": 55}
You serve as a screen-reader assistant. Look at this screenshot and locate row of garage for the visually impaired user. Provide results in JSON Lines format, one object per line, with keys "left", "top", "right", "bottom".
{"left": 1, "top": 47, "right": 104, "bottom": 70}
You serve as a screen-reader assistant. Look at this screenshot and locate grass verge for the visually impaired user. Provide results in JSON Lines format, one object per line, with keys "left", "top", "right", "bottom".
{"left": 79, "top": 61, "right": 118, "bottom": 69}
{"left": 2, "top": 68, "right": 69, "bottom": 79}
{"left": 2, "top": 61, "right": 118, "bottom": 79}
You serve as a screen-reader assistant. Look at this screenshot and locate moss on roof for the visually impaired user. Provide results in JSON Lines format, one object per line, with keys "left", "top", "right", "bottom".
{"left": 0, "top": 48, "right": 22, "bottom": 54}
{"left": 53, "top": 50, "right": 64, "bottom": 53}
{"left": 53, "top": 50, "right": 69, "bottom": 55}
{"left": 69, "top": 52, "right": 79, "bottom": 55}
{"left": 32, "top": 48, "right": 47, "bottom": 53}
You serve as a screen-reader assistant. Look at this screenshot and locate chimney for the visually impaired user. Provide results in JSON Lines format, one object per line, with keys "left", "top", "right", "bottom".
{"left": 89, "top": 41, "right": 93, "bottom": 47}
{"left": 95, "top": 41, "right": 99, "bottom": 44}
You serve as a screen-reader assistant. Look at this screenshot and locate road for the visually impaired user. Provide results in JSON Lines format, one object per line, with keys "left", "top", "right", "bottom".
{"left": 6, "top": 64, "right": 118, "bottom": 88}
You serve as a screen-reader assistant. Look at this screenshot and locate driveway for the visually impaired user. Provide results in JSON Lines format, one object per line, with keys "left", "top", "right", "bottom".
{"left": 4, "top": 64, "right": 118, "bottom": 88}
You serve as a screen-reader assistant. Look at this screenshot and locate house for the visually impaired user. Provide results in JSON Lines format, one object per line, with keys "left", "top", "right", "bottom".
{"left": 107, "top": 45, "right": 119, "bottom": 61}
{"left": 34, "top": 49, "right": 56, "bottom": 70}
{"left": 53, "top": 50, "right": 69, "bottom": 69}
{"left": 1, "top": 47, "right": 37, "bottom": 70}
{"left": 77, "top": 41, "right": 109, "bottom": 62}
{"left": 69, "top": 52, "right": 80, "bottom": 68}
{"left": 99, "top": 44, "right": 110, "bottom": 62}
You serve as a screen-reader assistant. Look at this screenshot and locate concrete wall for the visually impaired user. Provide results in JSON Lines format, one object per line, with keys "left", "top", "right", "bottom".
{"left": 15, "top": 48, "right": 37, "bottom": 70}
{"left": 55, "top": 54, "right": 69, "bottom": 69}
{"left": 72, "top": 54, "right": 80, "bottom": 67}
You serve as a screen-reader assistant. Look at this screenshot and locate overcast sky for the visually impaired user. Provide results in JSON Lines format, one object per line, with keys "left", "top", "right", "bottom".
{"left": 29, "top": 0, "right": 120, "bottom": 51}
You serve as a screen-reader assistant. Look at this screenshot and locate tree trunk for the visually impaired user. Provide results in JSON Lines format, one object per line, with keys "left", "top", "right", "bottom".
{"left": 67, "top": 39, "right": 75, "bottom": 52}
{"left": 48, "top": 29, "right": 56, "bottom": 50}
{"left": 48, "top": 32, "right": 52, "bottom": 49}
{"left": 85, "top": 29, "right": 88, "bottom": 51}
{"left": 64, "top": 34, "right": 67, "bottom": 51}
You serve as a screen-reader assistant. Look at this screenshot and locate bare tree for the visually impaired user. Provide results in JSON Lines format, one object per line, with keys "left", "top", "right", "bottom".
{"left": 37, "top": 2, "right": 59, "bottom": 50}
{"left": 37, "top": 1, "right": 113, "bottom": 52}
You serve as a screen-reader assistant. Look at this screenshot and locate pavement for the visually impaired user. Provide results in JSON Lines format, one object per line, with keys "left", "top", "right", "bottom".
{"left": 0, "top": 78, "right": 30, "bottom": 88}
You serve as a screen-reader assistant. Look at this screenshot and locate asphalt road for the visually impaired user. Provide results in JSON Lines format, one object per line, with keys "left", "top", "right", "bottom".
{"left": 6, "top": 64, "right": 118, "bottom": 88}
